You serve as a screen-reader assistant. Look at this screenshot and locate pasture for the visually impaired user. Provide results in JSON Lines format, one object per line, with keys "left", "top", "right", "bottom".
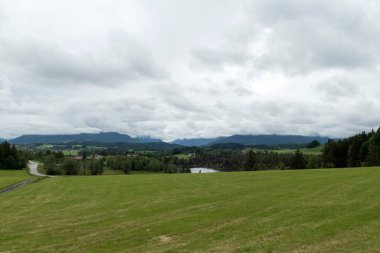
{"left": 271, "top": 145, "right": 324, "bottom": 155}
{"left": 1, "top": 167, "right": 380, "bottom": 252}
{"left": 0, "top": 169, "right": 33, "bottom": 190}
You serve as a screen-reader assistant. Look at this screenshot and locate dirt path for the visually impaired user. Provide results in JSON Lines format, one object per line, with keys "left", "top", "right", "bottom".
{"left": 0, "top": 161, "right": 50, "bottom": 195}
{"left": 0, "top": 178, "right": 37, "bottom": 194}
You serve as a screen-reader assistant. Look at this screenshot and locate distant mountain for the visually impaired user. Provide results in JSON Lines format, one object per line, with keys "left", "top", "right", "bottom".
{"left": 135, "top": 136, "right": 163, "bottom": 143}
{"left": 10, "top": 132, "right": 163, "bottom": 145}
{"left": 171, "top": 138, "right": 219, "bottom": 147}
{"left": 9, "top": 132, "right": 329, "bottom": 146}
{"left": 67, "top": 141, "right": 180, "bottom": 152}
{"left": 213, "top": 135, "right": 329, "bottom": 146}
{"left": 0, "top": 137, "right": 5, "bottom": 142}
{"left": 172, "top": 134, "right": 329, "bottom": 147}
{"left": 209, "top": 143, "right": 247, "bottom": 149}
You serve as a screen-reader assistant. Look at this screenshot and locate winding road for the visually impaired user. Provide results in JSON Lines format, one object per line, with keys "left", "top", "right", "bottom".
{"left": 28, "top": 161, "right": 50, "bottom": 177}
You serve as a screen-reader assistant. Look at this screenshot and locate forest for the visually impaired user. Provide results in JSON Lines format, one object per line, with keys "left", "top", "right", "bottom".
{"left": 0, "top": 141, "right": 27, "bottom": 170}
{"left": 322, "top": 127, "right": 380, "bottom": 168}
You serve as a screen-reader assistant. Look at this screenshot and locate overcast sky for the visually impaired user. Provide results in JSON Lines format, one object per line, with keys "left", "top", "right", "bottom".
{"left": 1, "top": 0, "right": 380, "bottom": 140}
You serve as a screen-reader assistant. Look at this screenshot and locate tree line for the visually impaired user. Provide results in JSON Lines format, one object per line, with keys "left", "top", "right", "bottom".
{"left": 34, "top": 143, "right": 323, "bottom": 175}
{"left": 43, "top": 152, "right": 104, "bottom": 175}
{"left": 0, "top": 141, "right": 26, "bottom": 170}
{"left": 107, "top": 155, "right": 190, "bottom": 174}
{"left": 322, "top": 128, "right": 380, "bottom": 168}
{"left": 187, "top": 148, "right": 320, "bottom": 171}
{"left": 23, "top": 127, "right": 380, "bottom": 174}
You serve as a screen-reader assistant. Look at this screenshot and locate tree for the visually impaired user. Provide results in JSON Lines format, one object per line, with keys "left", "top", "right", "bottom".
{"left": 307, "top": 140, "right": 320, "bottom": 149}
{"left": 88, "top": 159, "right": 104, "bottom": 175}
{"left": 366, "top": 128, "right": 380, "bottom": 166}
{"left": 62, "top": 158, "right": 79, "bottom": 175}
{"left": 0, "top": 141, "right": 25, "bottom": 170}
{"left": 306, "top": 155, "right": 318, "bottom": 169}
{"left": 347, "top": 132, "right": 368, "bottom": 167}
{"left": 244, "top": 149, "right": 256, "bottom": 171}
{"left": 291, "top": 149, "right": 306, "bottom": 169}
{"left": 44, "top": 154, "right": 60, "bottom": 175}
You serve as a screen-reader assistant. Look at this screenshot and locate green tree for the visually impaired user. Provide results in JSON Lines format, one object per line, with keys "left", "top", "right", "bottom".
{"left": 307, "top": 140, "right": 320, "bottom": 149}
{"left": 366, "top": 128, "right": 380, "bottom": 166}
{"left": 291, "top": 149, "right": 306, "bottom": 169}
{"left": 244, "top": 150, "right": 256, "bottom": 171}
{"left": 44, "top": 154, "right": 60, "bottom": 175}
{"left": 88, "top": 159, "right": 104, "bottom": 175}
{"left": 62, "top": 158, "right": 79, "bottom": 175}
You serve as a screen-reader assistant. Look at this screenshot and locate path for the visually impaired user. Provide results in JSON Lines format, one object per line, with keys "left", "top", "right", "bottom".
{"left": 28, "top": 161, "right": 51, "bottom": 177}
{"left": 0, "top": 161, "right": 50, "bottom": 195}
{"left": 0, "top": 178, "right": 36, "bottom": 194}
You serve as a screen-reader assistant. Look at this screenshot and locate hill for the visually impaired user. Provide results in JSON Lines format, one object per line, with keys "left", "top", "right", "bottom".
{"left": 10, "top": 132, "right": 162, "bottom": 145}
{"left": 78, "top": 141, "right": 181, "bottom": 152}
{"left": 173, "top": 134, "right": 328, "bottom": 147}
{"left": 171, "top": 138, "right": 218, "bottom": 146}
{"left": 214, "top": 134, "right": 328, "bottom": 146}
{"left": 2, "top": 167, "right": 380, "bottom": 252}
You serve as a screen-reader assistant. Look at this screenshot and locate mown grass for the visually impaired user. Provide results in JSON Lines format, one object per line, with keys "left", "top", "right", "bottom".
{"left": 0, "top": 169, "right": 33, "bottom": 189}
{"left": 2, "top": 167, "right": 380, "bottom": 252}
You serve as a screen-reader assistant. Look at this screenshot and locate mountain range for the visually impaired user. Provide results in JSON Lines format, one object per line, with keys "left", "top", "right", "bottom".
{"left": 171, "top": 138, "right": 218, "bottom": 147}
{"left": 172, "top": 134, "right": 329, "bottom": 147}
{"left": 9, "top": 132, "right": 329, "bottom": 146}
{"left": 10, "top": 132, "right": 161, "bottom": 145}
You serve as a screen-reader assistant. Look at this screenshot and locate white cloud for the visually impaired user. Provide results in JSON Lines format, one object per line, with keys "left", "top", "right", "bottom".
{"left": 0, "top": 0, "right": 380, "bottom": 140}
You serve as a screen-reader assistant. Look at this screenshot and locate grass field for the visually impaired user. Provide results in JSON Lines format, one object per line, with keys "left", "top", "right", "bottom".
{"left": 2, "top": 167, "right": 380, "bottom": 252}
{"left": 62, "top": 150, "right": 80, "bottom": 156}
{"left": 0, "top": 169, "right": 33, "bottom": 189}
{"left": 174, "top": 153, "right": 192, "bottom": 160}
{"left": 271, "top": 145, "right": 324, "bottom": 155}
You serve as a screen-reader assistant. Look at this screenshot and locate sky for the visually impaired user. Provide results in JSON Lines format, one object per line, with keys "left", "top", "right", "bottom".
{"left": 1, "top": 0, "right": 380, "bottom": 141}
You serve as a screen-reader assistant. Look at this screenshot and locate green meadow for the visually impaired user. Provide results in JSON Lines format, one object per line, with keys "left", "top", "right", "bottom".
{"left": 2, "top": 167, "right": 380, "bottom": 252}
{"left": 271, "top": 145, "right": 324, "bottom": 155}
{"left": 0, "top": 170, "right": 33, "bottom": 190}
{"left": 62, "top": 150, "right": 80, "bottom": 156}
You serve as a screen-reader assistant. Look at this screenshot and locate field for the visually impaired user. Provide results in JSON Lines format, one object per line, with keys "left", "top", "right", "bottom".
{"left": 2, "top": 167, "right": 380, "bottom": 252}
{"left": 0, "top": 170, "right": 33, "bottom": 189}
{"left": 271, "top": 145, "right": 324, "bottom": 155}
{"left": 62, "top": 150, "right": 80, "bottom": 156}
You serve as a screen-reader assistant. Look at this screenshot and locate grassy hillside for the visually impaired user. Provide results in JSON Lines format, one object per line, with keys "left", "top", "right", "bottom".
{"left": 2, "top": 168, "right": 380, "bottom": 252}
{"left": 0, "top": 170, "right": 33, "bottom": 189}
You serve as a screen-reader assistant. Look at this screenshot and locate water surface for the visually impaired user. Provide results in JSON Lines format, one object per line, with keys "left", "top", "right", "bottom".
{"left": 190, "top": 168, "right": 220, "bottom": 173}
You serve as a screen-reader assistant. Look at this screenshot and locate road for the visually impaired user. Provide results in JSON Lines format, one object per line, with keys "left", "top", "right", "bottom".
{"left": 28, "top": 161, "right": 52, "bottom": 177}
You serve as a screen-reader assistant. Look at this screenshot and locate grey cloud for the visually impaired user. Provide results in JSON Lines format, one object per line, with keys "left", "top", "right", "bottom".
{"left": 0, "top": 29, "right": 166, "bottom": 86}
{"left": 1, "top": 0, "right": 380, "bottom": 140}
{"left": 315, "top": 76, "right": 359, "bottom": 100}
{"left": 247, "top": 0, "right": 380, "bottom": 73}
{"left": 234, "top": 87, "right": 254, "bottom": 97}
{"left": 190, "top": 0, "right": 380, "bottom": 74}
{"left": 191, "top": 45, "right": 250, "bottom": 70}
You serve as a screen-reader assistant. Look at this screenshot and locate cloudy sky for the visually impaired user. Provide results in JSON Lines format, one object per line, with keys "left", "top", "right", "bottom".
{"left": 1, "top": 0, "right": 380, "bottom": 140}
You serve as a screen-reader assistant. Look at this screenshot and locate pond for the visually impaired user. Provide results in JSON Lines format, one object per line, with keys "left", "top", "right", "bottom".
{"left": 190, "top": 167, "right": 220, "bottom": 173}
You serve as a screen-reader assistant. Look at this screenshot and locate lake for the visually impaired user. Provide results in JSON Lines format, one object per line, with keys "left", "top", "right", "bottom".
{"left": 190, "top": 168, "right": 220, "bottom": 173}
